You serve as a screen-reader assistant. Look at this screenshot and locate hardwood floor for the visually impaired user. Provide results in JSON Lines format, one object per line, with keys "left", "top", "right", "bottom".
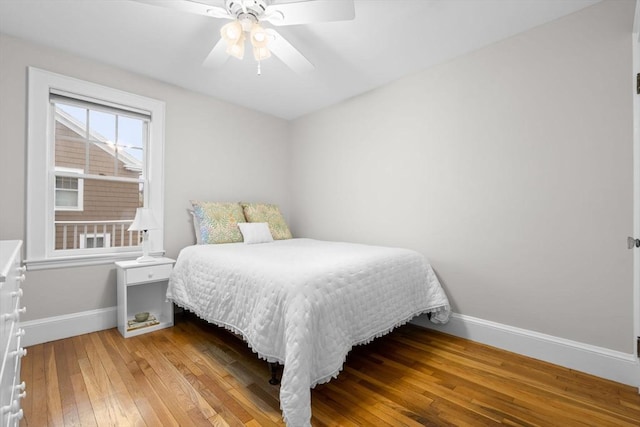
{"left": 21, "top": 313, "right": 640, "bottom": 426}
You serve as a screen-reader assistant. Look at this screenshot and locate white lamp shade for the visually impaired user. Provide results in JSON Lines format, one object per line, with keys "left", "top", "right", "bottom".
{"left": 221, "top": 21, "right": 243, "bottom": 44}
{"left": 250, "top": 23, "right": 269, "bottom": 49}
{"left": 253, "top": 46, "right": 271, "bottom": 61}
{"left": 226, "top": 34, "right": 246, "bottom": 59}
{"left": 221, "top": 20, "right": 246, "bottom": 59}
{"left": 128, "top": 208, "right": 160, "bottom": 232}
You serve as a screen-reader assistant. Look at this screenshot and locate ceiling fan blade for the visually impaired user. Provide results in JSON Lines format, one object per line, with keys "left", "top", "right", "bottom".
{"left": 131, "top": 0, "right": 231, "bottom": 19}
{"left": 263, "top": 0, "right": 355, "bottom": 26}
{"left": 202, "top": 38, "right": 229, "bottom": 68}
{"left": 266, "top": 29, "right": 314, "bottom": 73}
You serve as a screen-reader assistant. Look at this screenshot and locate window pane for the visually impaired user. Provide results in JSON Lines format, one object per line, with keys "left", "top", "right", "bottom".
{"left": 118, "top": 117, "right": 146, "bottom": 177}
{"left": 117, "top": 116, "right": 144, "bottom": 149}
{"left": 88, "top": 110, "right": 119, "bottom": 176}
{"left": 54, "top": 179, "right": 143, "bottom": 250}
{"left": 56, "top": 176, "right": 78, "bottom": 190}
{"left": 55, "top": 106, "right": 87, "bottom": 171}
{"left": 89, "top": 110, "right": 116, "bottom": 143}
{"left": 85, "top": 237, "right": 106, "bottom": 249}
{"left": 83, "top": 235, "right": 109, "bottom": 249}
{"left": 55, "top": 189, "right": 78, "bottom": 207}
{"left": 115, "top": 144, "right": 143, "bottom": 180}
{"left": 87, "top": 140, "right": 119, "bottom": 177}
{"left": 56, "top": 103, "right": 87, "bottom": 130}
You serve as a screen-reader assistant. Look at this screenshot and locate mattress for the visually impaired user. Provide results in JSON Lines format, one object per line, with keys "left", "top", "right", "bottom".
{"left": 167, "top": 238, "right": 450, "bottom": 426}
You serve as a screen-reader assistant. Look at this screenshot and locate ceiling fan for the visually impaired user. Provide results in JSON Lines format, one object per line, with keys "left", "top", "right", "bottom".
{"left": 133, "top": 0, "right": 356, "bottom": 74}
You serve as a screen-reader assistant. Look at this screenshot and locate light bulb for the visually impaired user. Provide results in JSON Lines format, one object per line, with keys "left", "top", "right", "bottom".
{"left": 226, "top": 34, "right": 246, "bottom": 59}
{"left": 221, "top": 21, "right": 243, "bottom": 44}
{"left": 226, "top": 27, "right": 239, "bottom": 39}
{"left": 250, "top": 23, "right": 269, "bottom": 49}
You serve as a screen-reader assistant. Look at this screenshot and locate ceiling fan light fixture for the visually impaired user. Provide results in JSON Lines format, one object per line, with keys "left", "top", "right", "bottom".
{"left": 226, "top": 34, "right": 246, "bottom": 59}
{"left": 253, "top": 45, "right": 271, "bottom": 61}
{"left": 250, "top": 23, "right": 269, "bottom": 48}
{"left": 221, "top": 20, "right": 243, "bottom": 44}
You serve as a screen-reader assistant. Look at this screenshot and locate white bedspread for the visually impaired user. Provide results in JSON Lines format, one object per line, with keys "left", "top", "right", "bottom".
{"left": 167, "top": 238, "right": 450, "bottom": 426}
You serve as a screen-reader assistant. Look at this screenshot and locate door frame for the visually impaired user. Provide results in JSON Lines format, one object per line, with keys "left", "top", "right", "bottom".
{"left": 633, "top": 0, "right": 640, "bottom": 377}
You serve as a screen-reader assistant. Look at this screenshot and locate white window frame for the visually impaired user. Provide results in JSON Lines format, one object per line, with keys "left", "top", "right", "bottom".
{"left": 26, "top": 67, "right": 165, "bottom": 270}
{"left": 54, "top": 167, "right": 84, "bottom": 212}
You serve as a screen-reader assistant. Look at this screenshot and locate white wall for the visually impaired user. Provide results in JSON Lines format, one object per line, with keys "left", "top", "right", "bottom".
{"left": 0, "top": 34, "right": 290, "bottom": 321}
{"left": 289, "top": 0, "right": 635, "bottom": 353}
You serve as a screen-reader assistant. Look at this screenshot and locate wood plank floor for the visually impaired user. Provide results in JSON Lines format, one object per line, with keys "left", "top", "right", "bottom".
{"left": 20, "top": 313, "right": 640, "bottom": 426}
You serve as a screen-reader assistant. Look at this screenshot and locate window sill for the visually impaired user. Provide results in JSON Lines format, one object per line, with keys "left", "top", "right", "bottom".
{"left": 25, "top": 250, "right": 166, "bottom": 271}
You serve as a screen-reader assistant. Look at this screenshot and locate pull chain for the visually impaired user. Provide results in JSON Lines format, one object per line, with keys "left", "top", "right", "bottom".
{"left": 257, "top": 60, "right": 262, "bottom": 76}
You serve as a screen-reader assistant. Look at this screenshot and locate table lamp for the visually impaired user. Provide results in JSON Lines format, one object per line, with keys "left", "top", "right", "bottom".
{"left": 128, "top": 208, "right": 160, "bottom": 263}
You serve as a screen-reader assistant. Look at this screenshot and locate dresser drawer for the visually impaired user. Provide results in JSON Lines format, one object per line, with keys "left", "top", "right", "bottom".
{"left": 126, "top": 263, "right": 172, "bottom": 285}
{"left": 0, "top": 241, "right": 25, "bottom": 427}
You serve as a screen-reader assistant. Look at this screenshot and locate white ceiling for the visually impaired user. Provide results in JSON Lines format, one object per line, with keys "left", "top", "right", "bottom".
{"left": 0, "top": 0, "right": 600, "bottom": 120}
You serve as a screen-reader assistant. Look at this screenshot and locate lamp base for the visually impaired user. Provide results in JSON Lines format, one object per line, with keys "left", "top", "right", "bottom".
{"left": 135, "top": 255, "right": 157, "bottom": 263}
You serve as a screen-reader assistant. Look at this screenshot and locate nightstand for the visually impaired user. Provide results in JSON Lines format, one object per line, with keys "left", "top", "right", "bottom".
{"left": 115, "top": 257, "right": 175, "bottom": 338}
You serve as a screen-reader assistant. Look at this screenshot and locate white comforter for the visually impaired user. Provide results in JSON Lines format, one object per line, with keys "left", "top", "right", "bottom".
{"left": 167, "top": 238, "right": 450, "bottom": 426}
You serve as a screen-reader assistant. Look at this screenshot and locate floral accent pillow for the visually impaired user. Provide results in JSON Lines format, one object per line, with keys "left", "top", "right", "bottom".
{"left": 241, "top": 202, "right": 292, "bottom": 240}
{"left": 190, "top": 201, "right": 246, "bottom": 244}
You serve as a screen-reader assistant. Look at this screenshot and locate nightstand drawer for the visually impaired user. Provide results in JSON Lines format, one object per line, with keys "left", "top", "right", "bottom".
{"left": 126, "top": 263, "right": 172, "bottom": 285}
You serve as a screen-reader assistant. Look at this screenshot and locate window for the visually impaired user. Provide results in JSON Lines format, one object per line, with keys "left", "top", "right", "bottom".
{"left": 79, "top": 233, "right": 111, "bottom": 249}
{"left": 26, "top": 68, "right": 165, "bottom": 269}
{"left": 54, "top": 167, "right": 84, "bottom": 211}
{"left": 55, "top": 176, "right": 80, "bottom": 209}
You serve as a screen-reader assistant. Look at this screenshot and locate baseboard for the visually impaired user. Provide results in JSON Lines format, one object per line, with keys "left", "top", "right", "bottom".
{"left": 412, "top": 312, "right": 639, "bottom": 388}
{"left": 18, "top": 307, "right": 640, "bottom": 387}
{"left": 20, "top": 306, "right": 117, "bottom": 347}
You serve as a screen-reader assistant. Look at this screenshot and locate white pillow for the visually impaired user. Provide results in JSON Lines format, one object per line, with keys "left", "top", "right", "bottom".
{"left": 189, "top": 209, "right": 202, "bottom": 244}
{"left": 238, "top": 222, "right": 274, "bottom": 244}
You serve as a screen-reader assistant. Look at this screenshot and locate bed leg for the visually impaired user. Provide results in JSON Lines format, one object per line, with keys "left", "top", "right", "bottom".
{"left": 268, "top": 362, "right": 280, "bottom": 385}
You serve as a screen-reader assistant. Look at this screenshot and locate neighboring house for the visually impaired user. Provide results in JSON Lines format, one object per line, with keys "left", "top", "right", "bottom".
{"left": 53, "top": 109, "right": 142, "bottom": 250}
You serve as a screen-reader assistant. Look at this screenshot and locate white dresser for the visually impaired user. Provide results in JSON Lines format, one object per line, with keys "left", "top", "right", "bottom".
{"left": 0, "top": 241, "right": 27, "bottom": 426}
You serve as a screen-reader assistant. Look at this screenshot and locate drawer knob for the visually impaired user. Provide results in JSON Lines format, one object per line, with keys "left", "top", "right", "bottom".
{"left": 15, "top": 328, "right": 25, "bottom": 338}
{"left": 1, "top": 400, "right": 19, "bottom": 414}
{"left": 11, "top": 288, "right": 23, "bottom": 298}
{"left": 148, "top": 272, "right": 154, "bottom": 278}
{"left": 16, "top": 382, "right": 25, "bottom": 392}
{"left": 18, "top": 274, "right": 26, "bottom": 283}
{"left": 4, "top": 307, "right": 25, "bottom": 321}
{"left": 11, "top": 348, "right": 27, "bottom": 358}
{"left": 10, "top": 408, "right": 23, "bottom": 421}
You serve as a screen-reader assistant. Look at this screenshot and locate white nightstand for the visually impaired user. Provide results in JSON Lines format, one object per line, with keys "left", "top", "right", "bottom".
{"left": 116, "top": 257, "right": 175, "bottom": 338}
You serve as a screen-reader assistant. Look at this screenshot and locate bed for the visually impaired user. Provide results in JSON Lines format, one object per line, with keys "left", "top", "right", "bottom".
{"left": 167, "top": 237, "right": 450, "bottom": 426}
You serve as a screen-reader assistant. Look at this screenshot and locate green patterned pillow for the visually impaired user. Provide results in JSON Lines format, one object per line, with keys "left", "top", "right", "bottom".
{"left": 241, "top": 202, "right": 292, "bottom": 240}
{"left": 190, "top": 201, "right": 246, "bottom": 244}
